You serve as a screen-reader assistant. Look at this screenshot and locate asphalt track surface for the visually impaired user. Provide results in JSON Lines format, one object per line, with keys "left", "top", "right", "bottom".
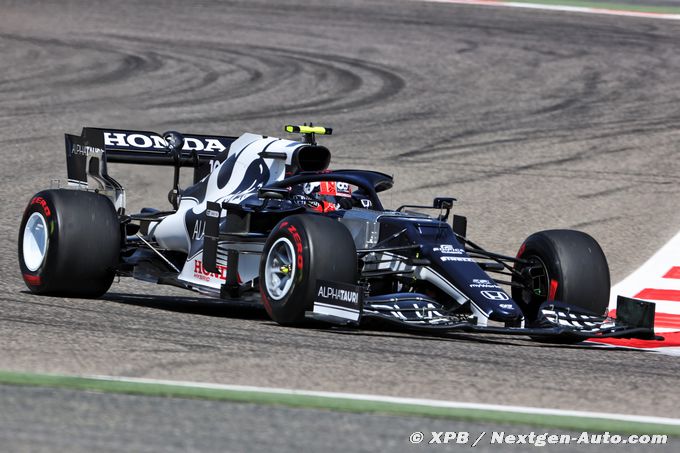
{"left": 2, "top": 0, "right": 680, "bottom": 448}
{"left": 2, "top": 385, "right": 674, "bottom": 453}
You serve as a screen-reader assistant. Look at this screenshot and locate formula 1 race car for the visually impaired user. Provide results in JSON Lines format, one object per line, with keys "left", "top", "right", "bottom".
{"left": 18, "top": 125, "right": 659, "bottom": 343}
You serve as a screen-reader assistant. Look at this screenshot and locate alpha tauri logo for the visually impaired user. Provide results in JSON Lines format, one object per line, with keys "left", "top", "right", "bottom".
{"left": 69, "top": 143, "right": 104, "bottom": 157}
{"left": 317, "top": 286, "right": 359, "bottom": 305}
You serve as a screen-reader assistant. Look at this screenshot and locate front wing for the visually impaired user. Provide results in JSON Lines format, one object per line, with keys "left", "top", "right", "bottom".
{"left": 306, "top": 284, "right": 660, "bottom": 342}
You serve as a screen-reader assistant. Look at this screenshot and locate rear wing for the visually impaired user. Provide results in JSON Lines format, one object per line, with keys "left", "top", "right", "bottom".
{"left": 64, "top": 127, "right": 237, "bottom": 212}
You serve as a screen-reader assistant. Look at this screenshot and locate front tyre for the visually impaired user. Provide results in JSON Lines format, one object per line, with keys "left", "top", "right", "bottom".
{"left": 511, "top": 229, "right": 610, "bottom": 324}
{"left": 18, "top": 189, "right": 121, "bottom": 297}
{"left": 260, "top": 215, "right": 357, "bottom": 325}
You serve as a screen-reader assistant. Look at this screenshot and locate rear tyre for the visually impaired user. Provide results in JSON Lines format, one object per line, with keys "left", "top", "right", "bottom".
{"left": 511, "top": 229, "right": 610, "bottom": 325}
{"left": 18, "top": 189, "right": 121, "bottom": 297}
{"left": 259, "top": 215, "right": 357, "bottom": 325}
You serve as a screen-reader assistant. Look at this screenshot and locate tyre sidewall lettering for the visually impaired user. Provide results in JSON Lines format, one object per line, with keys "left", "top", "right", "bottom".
{"left": 20, "top": 193, "right": 59, "bottom": 287}
{"left": 29, "top": 195, "right": 57, "bottom": 240}
{"left": 261, "top": 221, "right": 307, "bottom": 315}
{"left": 31, "top": 196, "right": 52, "bottom": 217}
{"left": 286, "top": 224, "right": 305, "bottom": 280}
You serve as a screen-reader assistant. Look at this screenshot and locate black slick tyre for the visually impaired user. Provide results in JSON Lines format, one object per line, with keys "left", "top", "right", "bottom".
{"left": 511, "top": 229, "right": 610, "bottom": 324}
{"left": 259, "top": 215, "right": 357, "bottom": 325}
{"left": 18, "top": 189, "right": 121, "bottom": 297}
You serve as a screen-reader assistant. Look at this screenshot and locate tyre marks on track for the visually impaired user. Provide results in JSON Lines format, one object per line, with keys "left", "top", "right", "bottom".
{"left": 0, "top": 32, "right": 405, "bottom": 127}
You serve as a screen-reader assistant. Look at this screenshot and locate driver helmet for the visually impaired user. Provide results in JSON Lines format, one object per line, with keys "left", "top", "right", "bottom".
{"left": 303, "top": 181, "right": 352, "bottom": 212}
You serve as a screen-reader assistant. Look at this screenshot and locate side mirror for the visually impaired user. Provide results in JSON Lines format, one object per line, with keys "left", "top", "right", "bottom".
{"left": 433, "top": 197, "right": 456, "bottom": 222}
{"left": 433, "top": 197, "right": 456, "bottom": 209}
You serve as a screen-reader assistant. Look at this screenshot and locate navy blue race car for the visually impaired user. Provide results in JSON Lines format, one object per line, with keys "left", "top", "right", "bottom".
{"left": 18, "top": 124, "right": 659, "bottom": 343}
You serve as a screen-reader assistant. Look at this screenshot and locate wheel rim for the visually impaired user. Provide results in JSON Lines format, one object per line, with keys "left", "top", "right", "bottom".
{"left": 23, "top": 212, "right": 49, "bottom": 272}
{"left": 521, "top": 255, "right": 550, "bottom": 304}
{"left": 264, "top": 237, "right": 297, "bottom": 300}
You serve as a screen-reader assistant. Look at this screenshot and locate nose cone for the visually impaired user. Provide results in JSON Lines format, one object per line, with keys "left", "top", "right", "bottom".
{"left": 488, "top": 299, "right": 523, "bottom": 322}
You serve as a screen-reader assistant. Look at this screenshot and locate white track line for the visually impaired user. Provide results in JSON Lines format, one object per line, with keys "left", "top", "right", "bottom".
{"left": 422, "top": 0, "right": 680, "bottom": 21}
{"left": 89, "top": 374, "right": 680, "bottom": 426}
{"left": 583, "top": 232, "right": 680, "bottom": 355}
{"left": 609, "top": 231, "right": 680, "bottom": 315}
